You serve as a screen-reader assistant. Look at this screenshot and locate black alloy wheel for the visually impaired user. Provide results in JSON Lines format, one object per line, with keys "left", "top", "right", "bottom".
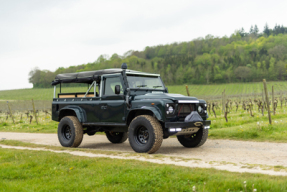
{"left": 62, "top": 125, "right": 72, "bottom": 141}
{"left": 134, "top": 126, "right": 149, "bottom": 144}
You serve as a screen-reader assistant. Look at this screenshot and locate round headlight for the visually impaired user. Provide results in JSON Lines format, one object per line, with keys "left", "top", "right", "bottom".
{"left": 168, "top": 106, "right": 174, "bottom": 114}
{"left": 198, "top": 106, "right": 202, "bottom": 113}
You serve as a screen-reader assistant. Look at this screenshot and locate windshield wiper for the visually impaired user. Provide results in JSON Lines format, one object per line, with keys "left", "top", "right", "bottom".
{"left": 134, "top": 85, "right": 147, "bottom": 92}
{"left": 153, "top": 86, "right": 162, "bottom": 89}
{"left": 137, "top": 85, "right": 147, "bottom": 87}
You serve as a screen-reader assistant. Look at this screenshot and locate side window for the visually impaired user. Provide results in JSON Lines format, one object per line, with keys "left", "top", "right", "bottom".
{"left": 104, "top": 76, "right": 123, "bottom": 95}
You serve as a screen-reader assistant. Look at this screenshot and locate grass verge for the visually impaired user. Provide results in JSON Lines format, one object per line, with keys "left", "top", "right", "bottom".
{"left": 1, "top": 139, "right": 287, "bottom": 175}
{"left": 208, "top": 108, "right": 287, "bottom": 142}
{"left": 1, "top": 145, "right": 287, "bottom": 192}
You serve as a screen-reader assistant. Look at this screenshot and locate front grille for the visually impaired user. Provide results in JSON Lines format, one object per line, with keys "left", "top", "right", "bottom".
{"left": 177, "top": 103, "right": 195, "bottom": 121}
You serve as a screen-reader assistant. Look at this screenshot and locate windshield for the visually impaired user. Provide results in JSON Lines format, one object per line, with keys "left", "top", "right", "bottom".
{"left": 127, "top": 75, "right": 164, "bottom": 89}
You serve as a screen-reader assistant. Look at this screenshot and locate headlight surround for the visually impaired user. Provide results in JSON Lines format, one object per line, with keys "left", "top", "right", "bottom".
{"left": 166, "top": 103, "right": 174, "bottom": 115}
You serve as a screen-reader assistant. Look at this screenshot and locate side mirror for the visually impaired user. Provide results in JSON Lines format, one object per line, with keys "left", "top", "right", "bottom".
{"left": 165, "top": 87, "right": 168, "bottom": 93}
{"left": 115, "top": 85, "right": 120, "bottom": 94}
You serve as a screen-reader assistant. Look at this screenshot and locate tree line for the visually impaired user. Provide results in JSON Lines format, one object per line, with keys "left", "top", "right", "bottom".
{"left": 29, "top": 23, "right": 287, "bottom": 88}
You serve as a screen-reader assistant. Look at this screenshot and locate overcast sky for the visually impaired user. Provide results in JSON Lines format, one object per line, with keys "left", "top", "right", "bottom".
{"left": 0, "top": 0, "right": 286, "bottom": 90}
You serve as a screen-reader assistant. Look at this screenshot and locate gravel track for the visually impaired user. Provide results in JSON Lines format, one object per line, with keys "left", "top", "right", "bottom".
{"left": 1, "top": 132, "right": 287, "bottom": 176}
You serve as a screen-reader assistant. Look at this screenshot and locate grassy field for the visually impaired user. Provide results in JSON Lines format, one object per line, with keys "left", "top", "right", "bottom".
{"left": 0, "top": 81, "right": 287, "bottom": 101}
{"left": 0, "top": 111, "right": 58, "bottom": 133}
{"left": 208, "top": 105, "right": 287, "bottom": 142}
{"left": 0, "top": 147, "right": 286, "bottom": 192}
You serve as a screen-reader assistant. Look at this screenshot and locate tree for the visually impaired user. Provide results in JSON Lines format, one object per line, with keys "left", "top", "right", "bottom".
{"left": 110, "top": 53, "right": 120, "bottom": 60}
{"left": 175, "top": 65, "right": 184, "bottom": 84}
{"left": 234, "top": 66, "right": 251, "bottom": 81}
{"left": 277, "top": 61, "right": 287, "bottom": 80}
{"left": 254, "top": 25, "right": 259, "bottom": 35}
{"left": 268, "top": 45, "right": 287, "bottom": 60}
{"left": 29, "top": 68, "right": 54, "bottom": 88}
{"left": 249, "top": 25, "right": 254, "bottom": 34}
{"left": 268, "top": 57, "right": 277, "bottom": 80}
{"left": 263, "top": 23, "right": 270, "bottom": 36}
{"left": 238, "top": 27, "right": 246, "bottom": 37}
{"left": 158, "top": 46, "right": 166, "bottom": 57}
{"left": 96, "top": 54, "right": 109, "bottom": 64}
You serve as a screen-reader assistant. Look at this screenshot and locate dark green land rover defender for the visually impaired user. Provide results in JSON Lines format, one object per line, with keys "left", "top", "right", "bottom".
{"left": 51, "top": 63, "right": 211, "bottom": 154}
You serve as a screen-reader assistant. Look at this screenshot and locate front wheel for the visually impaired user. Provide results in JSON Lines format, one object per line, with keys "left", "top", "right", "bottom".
{"left": 177, "top": 128, "right": 208, "bottom": 148}
{"left": 105, "top": 131, "right": 128, "bottom": 143}
{"left": 128, "top": 115, "right": 163, "bottom": 154}
{"left": 58, "top": 116, "right": 83, "bottom": 147}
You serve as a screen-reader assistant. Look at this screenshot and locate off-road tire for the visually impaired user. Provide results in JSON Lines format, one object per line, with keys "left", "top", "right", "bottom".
{"left": 58, "top": 116, "right": 83, "bottom": 147}
{"left": 177, "top": 128, "right": 208, "bottom": 148}
{"left": 128, "top": 115, "right": 163, "bottom": 154}
{"left": 105, "top": 131, "right": 128, "bottom": 143}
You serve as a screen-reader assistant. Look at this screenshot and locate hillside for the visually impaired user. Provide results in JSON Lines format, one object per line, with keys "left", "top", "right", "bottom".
{"left": 29, "top": 24, "right": 287, "bottom": 88}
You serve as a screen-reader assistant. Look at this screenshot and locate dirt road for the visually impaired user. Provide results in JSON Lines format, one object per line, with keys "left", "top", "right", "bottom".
{"left": 1, "top": 132, "right": 287, "bottom": 176}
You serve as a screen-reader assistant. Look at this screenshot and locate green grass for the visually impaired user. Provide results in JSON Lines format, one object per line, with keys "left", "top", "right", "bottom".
{"left": 1, "top": 81, "right": 287, "bottom": 101}
{"left": 0, "top": 147, "right": 287, "bottom": 192}
{"left": 0, "top": 121, "right": 58, "bottom": 133}
{"left": 0, "top": 112, "right": 58, "bottom": 133}
{"left": 208, "top": 105, "right": 287, "bottom": 142}
{"left": 2, "top": 139, "right": 287, "bottom": 173}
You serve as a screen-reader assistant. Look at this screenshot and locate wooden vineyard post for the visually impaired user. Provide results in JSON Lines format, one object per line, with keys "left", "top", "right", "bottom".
{"left": 212, "top": 102, "right": 216, "bottom": 118}
{"left": 32, "top": 99, "right": 38, "bottom": 124}
{"left": 185, "top": 85, "right": 190, "bottom": 96}
{"left": 261, "top": 89, "right": 265, "bottom": 116}
{"left": 224, "top": 91, "right": 226, "bottom": 114}
{"left": 222, "top": 89, "right": 225, "bottom": 114}
{"left": 6, "top": 101, "right": 15, "bottom": 124}
{"left": 263, "top": 79, "right": 272, "bottom": 125}
{"left": 221, "top": 92, "right": 224, "bottom": 113}
{"left": 272, "top": 86, "right": 275, "bottom": 115}
{"left": 280, "top": 92, "right": 283, "bottom": 109}
{"left": 271, "top": 85, "right": 275, "bottom": 115}
{"left": 224, "top": 100, "right": 229, "bottom": 122}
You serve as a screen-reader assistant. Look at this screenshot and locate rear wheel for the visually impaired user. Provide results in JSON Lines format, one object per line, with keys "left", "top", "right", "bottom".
{"left": 128, "top": 115, "right": 163, "bottom": 154}
{"left": 105, "top": 131, "right": 128, "bottom": 143}
{"left": 58, "top": 116, "right": 83, "bottom": 147}
{"left": 177, "top": 128, "right": 208, "bottom": 148}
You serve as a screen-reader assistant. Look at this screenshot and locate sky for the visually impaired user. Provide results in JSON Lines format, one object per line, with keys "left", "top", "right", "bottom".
{"left": 0, "top": 0, "right": 287, "bottom": 90}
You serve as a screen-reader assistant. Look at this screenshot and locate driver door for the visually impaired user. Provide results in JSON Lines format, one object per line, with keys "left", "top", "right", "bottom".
{"left": 100, "top": 75, "right": 126, "bottom": 124}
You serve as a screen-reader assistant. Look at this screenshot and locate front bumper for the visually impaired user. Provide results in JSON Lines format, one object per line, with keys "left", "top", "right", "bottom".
{"left": 165, "top": 120, "right": 211, "bottom": 136}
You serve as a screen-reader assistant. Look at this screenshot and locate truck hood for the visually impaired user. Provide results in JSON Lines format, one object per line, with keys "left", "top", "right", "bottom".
{"left": 133, "top": 93, "right": 198, "bottom": 102}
